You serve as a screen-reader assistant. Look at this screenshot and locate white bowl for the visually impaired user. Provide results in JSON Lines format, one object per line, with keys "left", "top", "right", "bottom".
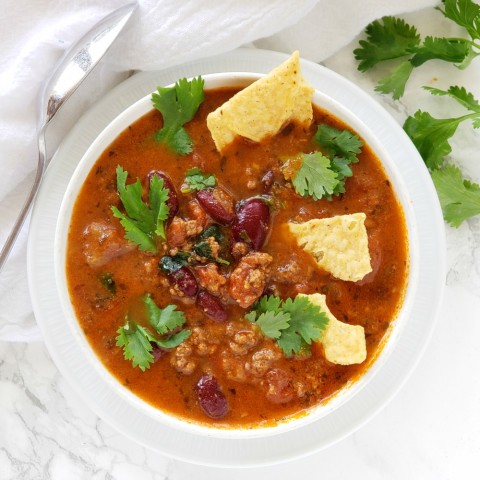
{"left": 54, "top": 72, "right": 419, "bottom": 440}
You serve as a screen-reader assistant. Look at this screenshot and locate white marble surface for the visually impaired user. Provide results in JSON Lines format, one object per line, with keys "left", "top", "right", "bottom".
{"left": 1, "top": 7, "right": 480, "bottom": 479}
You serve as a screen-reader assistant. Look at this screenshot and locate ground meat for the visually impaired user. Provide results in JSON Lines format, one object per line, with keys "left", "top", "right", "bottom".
{"left": 228, "top": 252, "right": 273, "bottom": 308}
{"left": 83, "top": 222, "right": 135, "bottom": 268}
{"left": 231, "top": 241, "right": 250, "bottom": 260}
{"left": 170, "top": 342, "right": 196, "bottom": 375}
{"left": 263, "top": 368, "right": 295, "bottom": 404}
{"left": 186, "top": 199, "right": 207, "bottom": 229}
{"left": 167, "top": 217, "right": 203, "bottom": 247}
{"left": 190, "top": 326, "right": 220, "bottom": 356}
{"left": 271, "top": 257, "right": 313, "bottom": 285}
{"left": 195, "top": 263, "right": 227, "bottom": 296}
{"left": 221, "top": 352, "right": 247, "bottom": 382}
{"left": 245, "top": 346, "right": 282, "bottom": 377}
{"left": 225, "top": 321, "right": 260, "bottom": 355}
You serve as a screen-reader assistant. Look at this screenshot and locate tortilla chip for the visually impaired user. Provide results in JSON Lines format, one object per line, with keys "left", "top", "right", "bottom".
{"left": 300, "top": 293, "right": 366, "bottom": 365}
{"left": 207, "top": 51, "right": 314, "bottom": 152}
{"left": 288, "top": 213, "right": 372, "bottom": 282}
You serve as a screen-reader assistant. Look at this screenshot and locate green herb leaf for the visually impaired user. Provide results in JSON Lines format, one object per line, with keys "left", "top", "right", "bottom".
{"left": 181, "top": 167, "right": 217, "bottom": 193}
{"left": 437, "top": 0, "right": 480, "bottom": 41}
{"left": 112, "top": 166, "right": 170, "bottom": 253}
{"left": 151, "top": 76, "right": 205, "bottom": 154}
{"left": 409, "top": 37, "right": 470, "bottom": 66}
{"left": 247, "top": 310, "right": 291, "bottom": 339}
{"left": 159, "top": 253, "right": 190, "bottom": 274}
{"left": 314, "top": 125, "right": 363, "bottom": 161}
{"left": 431, "top": 164, "right": 480, "bottom": 227}
{"left": 116, "top": 295, "right": 191, "bottom": 371}
{"left": 278, "top": 296, "right": 329, "bottom": 356}
{"left": 403, "top": 86, "right": 480, "bottom": 170}
{"left": 354, "top": 16, "right": 421, "bottom": 71}
{"left": 246, "top": 295, "right": 329, "bottom": 356}
{"left": 292, "top": 152, "right": 339, "bottom": 200}
{"left": 144, "top": 294, "right": 187, "bottom": 334}
{"left": 375, "top": 60, "right": 415, "bottom": 99}
{"left": 116, "top": 319, "right": 156, "bottom": 371}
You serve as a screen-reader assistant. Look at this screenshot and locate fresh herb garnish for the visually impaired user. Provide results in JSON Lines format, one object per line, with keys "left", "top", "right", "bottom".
{"left": 354, "top": 1, "right": 480, "bottom": 99}
{"left": 246, "top": 295, "right": 329, "bottom": 356}
{"left": 111, "top": 166, "right": 170, "bottom": 253}
{"left": 194, "top": 225, "right": 230, "bottom": 265}
{"left": 314, "top": 125, "right": 363, "bottom": 195}
{"left": 151, "top": 76, "right": 205, "bottom": 154}
{"left": 355, "top": 2, "right": 480, "bottom": 227}
{"left": 159, "top": 252, "right": 190, "bottom": 274}
{"left": 289, "top": 152, "right": 339, "bottom": 200}
{"left": 404, "top": 86, "right": 480, "bottom": 170}
{"left": 431, "top": 164, "right": 480, "bottom": 227}
{"left": 181, "top": 167, "right": 217, "bottom": 193}
{"left": 284, "top": 125, "right": 363, "bottom": 201}
{"left": 116, "top": 294, "right": 191, "bottom": 371}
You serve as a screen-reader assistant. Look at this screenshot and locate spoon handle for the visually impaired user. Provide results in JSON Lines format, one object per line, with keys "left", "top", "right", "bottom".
{"left": 0, "top": 131, "right": 46, "bottom": 271}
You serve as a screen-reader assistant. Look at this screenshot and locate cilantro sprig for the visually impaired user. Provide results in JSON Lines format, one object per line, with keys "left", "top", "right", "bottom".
{"left": 151, "top": 76, "right": 205, "bottom": 154}
{"left": 111, "top": 166, "right": 170, "bottom": 253}
{"left": 116, "top": 294, "right": 191, "bottom": 371}
{"left": 284, "top": 125, "right": 363, "bottom": 201}
{"left": 246, "top": 295, "right": 329, "bottom": 356}
{"left": 402, "top": 86, "right": 480, "bottom": 227}
{"left": 404, "top": 86, "right": 480, "bottom": 170}
{"left": 181, "top": 167, "right": 217, "bottom": 193}
{"left": 354, "top": 1, "right": 480, "bottom": 99}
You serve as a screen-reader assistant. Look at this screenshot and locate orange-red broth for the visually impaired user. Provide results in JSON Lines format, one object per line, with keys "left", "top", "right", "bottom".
{"left": 66, "top": 87, "right": 408, "bottom": 428}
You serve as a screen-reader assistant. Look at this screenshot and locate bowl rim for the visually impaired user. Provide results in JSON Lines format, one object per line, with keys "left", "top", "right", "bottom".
{"left": 53, "top": 71, "right": 419, "bottom": 440}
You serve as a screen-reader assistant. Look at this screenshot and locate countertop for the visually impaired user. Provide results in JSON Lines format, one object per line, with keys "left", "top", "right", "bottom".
{"left": 1, "top": 8, "right": 480, "bottom": 479}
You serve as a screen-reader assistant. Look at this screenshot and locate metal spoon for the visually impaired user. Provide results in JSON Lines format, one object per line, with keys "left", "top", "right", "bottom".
{"left": 0, "top": 2, "right": 137, "bottom": 272}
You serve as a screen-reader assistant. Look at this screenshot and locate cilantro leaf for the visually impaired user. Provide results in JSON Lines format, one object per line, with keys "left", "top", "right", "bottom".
{"left": 116, "top": 295, "right": 191, "bottom": 371}
{"left": 403, "top": 111, "right": 463, "bottom": 170}
{"left": 278, "top": 297, "right": 329, "bottom": 356}
{"left": 111, "top": 166, "right": 170, "bottom": 253}
{"left": 437, "top": 0, "right": 480, "bottom": 41}
{"left": 354, "top": 17, "right": 421, "bottom": 71}
{"left": 355, "top": 14, "right": 475, "bottom": 98}
{"left": 144, "top": 294, "right": 187, "bottom": 335}
{"left": 159, "top": 253, "right": 190, "bottom": 274}
{"left": 431, "top": 164, "right": 480, "bottom": 227}
{"left": 403, "top": 87, "right": 480, "bottom": 170}
{"left": 151, "top": 76, "right": 205, "bottom": 154}
{"left": 292, "top": 152, "right": 339, "bottom": 200}
{"left": 424, "top": 85, "right": 480, "bottom": 113}
{"left": 409, "top": 37, "right": 471, "bottom": 66}
{"left": 181, "top": 167, "right": 217, "bottom": 193}
{"left": 246, "top": 295, "right": 329, "bottom": 356}
{"left": 247, "top": 310, "right": 291, "bottom": 339}
{"left": 375, "top": 60, "right": 414, "bottom": 99}
{"left": 314, "top": 125, "right": 363, "bottom": 161}
{"left": 116, "top": 319, "right": 156, "bottom": 372}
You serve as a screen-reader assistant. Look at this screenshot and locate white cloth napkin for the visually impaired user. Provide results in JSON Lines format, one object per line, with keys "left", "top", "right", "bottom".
{"left": 0, "top": 0, "right": 438, "bottom": 342}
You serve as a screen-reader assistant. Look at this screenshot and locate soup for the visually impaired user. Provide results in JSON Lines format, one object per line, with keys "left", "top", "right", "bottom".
{"left": 65, "top": 81, "right": 408, "bottom": 428}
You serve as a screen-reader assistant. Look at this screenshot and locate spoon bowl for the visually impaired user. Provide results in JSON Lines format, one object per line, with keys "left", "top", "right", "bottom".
{"left": 0, "top": 2, "right": 137, "bottom": 272}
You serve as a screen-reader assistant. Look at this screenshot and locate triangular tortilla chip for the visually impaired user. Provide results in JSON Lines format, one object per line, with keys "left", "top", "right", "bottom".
{"left": 300, "top": 293, "right": 366, "bottom": 365}
{"left": 288, "top": 213, "right": 372, "bottom": 282}
{"left": 207, "top": 51, "right": 314, "bottom": 152}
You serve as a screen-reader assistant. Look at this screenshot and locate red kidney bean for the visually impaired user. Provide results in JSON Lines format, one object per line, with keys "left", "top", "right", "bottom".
{"left": 196, "top": 187, "right": 235, "bottom": 225}
{"left": 196, "top": 290, "right": 227, "bottom": 322}
{"left": 168, "top": 267, "right": 198, "bottom": 297}
{"left": 147, "top": 170, "right": 179, "bottom": 217}
{"left": 232, "top": 198, "right": 270, "bottom": 250}
{"left": 195, "top": 374, "right": 229, "bottom": 419}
